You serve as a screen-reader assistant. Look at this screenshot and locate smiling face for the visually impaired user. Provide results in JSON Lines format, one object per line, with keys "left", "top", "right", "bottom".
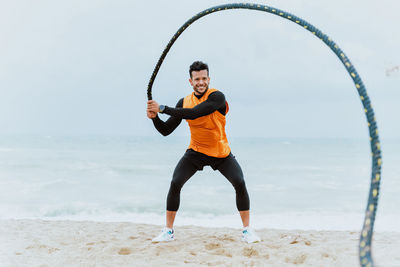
{"left": 189, "top": 69, "right": 210, "bottom": 96}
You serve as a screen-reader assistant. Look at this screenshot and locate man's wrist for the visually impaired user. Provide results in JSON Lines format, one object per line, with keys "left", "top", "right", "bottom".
{"left": 159, "top": 105, "right": 166, "bottom": 113}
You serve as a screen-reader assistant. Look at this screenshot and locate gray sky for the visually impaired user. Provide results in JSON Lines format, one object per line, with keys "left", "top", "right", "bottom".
{"left": 0, "top": 0, "right": 399, "bottom": 139}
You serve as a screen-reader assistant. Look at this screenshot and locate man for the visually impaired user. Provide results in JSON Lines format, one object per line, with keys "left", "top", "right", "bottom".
{"left": 147, "top": 61, "right": 260, "bottom": 243}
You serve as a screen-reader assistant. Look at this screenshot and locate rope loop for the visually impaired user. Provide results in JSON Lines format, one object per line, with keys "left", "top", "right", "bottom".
{"left": 147, "top": 4, "right": 382, "bottom": 266}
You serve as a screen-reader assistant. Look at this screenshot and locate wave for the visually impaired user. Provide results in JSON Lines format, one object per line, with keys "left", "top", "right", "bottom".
{"left": 1, "top": 204, "right": 398, "bottom": 232}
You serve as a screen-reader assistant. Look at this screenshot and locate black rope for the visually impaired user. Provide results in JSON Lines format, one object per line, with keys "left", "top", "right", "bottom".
{"left": 147, "top": 3, "right": 382, "bottom": 266}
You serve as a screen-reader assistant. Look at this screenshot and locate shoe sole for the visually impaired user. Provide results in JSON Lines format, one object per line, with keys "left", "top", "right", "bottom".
{"left": 242, "top": 238, "right": 261, "bottom": 243}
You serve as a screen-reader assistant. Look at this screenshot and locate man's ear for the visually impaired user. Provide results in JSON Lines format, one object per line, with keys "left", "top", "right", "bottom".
{"left": 189, "top": 78, "right": 193, "bottom": 86}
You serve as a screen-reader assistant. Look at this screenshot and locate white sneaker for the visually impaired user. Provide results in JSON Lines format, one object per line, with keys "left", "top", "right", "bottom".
{"left": 242, "top": 227, "right": 260, "bottom": 243}
{"left": 152, "top": 227, "right": 174, "bottom": 242}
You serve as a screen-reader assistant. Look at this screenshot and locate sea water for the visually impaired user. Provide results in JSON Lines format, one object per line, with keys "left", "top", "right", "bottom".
{"left": 0, "top": 135, "right": 399, "bottom": 231}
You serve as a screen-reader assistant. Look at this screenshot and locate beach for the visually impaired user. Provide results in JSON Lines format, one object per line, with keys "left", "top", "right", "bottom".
{"left": 2, "top": 219, "right": 400, "bottom": 267}
{"left": 1, "top": 136, "right": 399, "bottom": 266}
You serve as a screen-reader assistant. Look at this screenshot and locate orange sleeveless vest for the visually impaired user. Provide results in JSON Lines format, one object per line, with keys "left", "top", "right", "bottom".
{"left": 183, "top": 88, "right": 231, "bottom": 158}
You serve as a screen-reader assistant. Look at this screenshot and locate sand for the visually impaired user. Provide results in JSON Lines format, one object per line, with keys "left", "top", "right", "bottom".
{"left": 1, "top": 219, "right": 399, "bottom": 266}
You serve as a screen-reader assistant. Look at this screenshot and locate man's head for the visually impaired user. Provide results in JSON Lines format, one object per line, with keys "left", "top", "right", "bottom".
{"left": 189, "top": 61, "right": 210, "bottom": 96}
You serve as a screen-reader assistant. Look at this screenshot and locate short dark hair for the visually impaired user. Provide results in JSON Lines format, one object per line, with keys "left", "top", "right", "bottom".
{"left": 189, "top": 61, "right": 209, "bottom": 78}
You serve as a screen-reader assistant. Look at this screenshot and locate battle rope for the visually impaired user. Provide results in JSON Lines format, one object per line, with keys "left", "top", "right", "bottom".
{"left": 146, "top": 3, "right": 382, "bottom": 266}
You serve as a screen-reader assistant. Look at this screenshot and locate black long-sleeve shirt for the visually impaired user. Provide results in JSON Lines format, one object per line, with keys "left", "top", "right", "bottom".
{"left": 152, "top": 90, "right": 226, "bottom": 136}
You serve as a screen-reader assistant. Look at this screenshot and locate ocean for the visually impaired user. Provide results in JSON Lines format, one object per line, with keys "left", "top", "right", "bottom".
{"left": 0, "top": 135, "right": 399, "bottom": 232}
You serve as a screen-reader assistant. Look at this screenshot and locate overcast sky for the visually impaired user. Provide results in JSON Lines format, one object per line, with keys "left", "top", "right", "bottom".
{"left": 0, "top": 0, "right": 399, "bottom": 139}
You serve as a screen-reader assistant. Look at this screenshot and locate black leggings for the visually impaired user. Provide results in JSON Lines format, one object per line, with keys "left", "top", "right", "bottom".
{"left": 166, "top": 149, "right": 250, "bottom": 211}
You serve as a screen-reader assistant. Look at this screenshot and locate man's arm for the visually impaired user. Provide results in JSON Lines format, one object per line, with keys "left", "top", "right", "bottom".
{"left": 151, "top": 99, "right": 183, "bottom": 136}
{"left": 163, "top": 91, "right": 226, "bottom": 120}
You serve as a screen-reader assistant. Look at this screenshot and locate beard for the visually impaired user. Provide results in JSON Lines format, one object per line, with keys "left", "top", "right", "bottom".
{"left": 193, "top": 84, "right": 209, "bottom": 95}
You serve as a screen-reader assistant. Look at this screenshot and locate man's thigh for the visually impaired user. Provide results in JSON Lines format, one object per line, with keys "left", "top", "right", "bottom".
{"left": 216, "top": 154, "right": 245, "bottom": 185}
{"left": 171, "top": 151, "right": 200, "bottom": 186}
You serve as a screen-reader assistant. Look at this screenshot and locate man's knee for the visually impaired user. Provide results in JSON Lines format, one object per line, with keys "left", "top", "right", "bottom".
{"left": 232, "top": 178, "right": 247, "bottom": 192}
{"left": 169, "top": 180, "right": 183, "bottom": 194}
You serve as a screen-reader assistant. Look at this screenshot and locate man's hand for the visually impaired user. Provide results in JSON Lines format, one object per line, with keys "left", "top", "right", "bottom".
{"left": 147, "top": 100, "right": 160, "bottom": 114}
{"left": 147, "top": 110, "right": 157, "bottom": 119}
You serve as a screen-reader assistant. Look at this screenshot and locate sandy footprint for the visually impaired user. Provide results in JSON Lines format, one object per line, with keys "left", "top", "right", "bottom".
{"left": 285, "top": 254, "right": 307, "bottom": 264}
{"left": 25, "top": 244, "right": 60, "bottom": 254}
{"left": 118, "top": 247, "right": 132, "bottom": 255}
{"left": 243, "top": 247, "right": 259, "bottom": 257}
{"left": 219, "top": 234, "right": 236, "bottom": 242}
{"left": 190, "top": 251, "right": 197, "bottom": 256}
{"left": 205, "top": 242, "right": 222, "bottom": 250}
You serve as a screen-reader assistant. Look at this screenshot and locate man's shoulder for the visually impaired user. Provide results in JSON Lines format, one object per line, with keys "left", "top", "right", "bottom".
{"left": 184, "top": 92, "right": 194, "bottom": 98}
{"left": 209, "top": 90, "right": 224, "bottom": 96}
{"left": 208, "top": 90, "right": 225, "bottom": 100}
